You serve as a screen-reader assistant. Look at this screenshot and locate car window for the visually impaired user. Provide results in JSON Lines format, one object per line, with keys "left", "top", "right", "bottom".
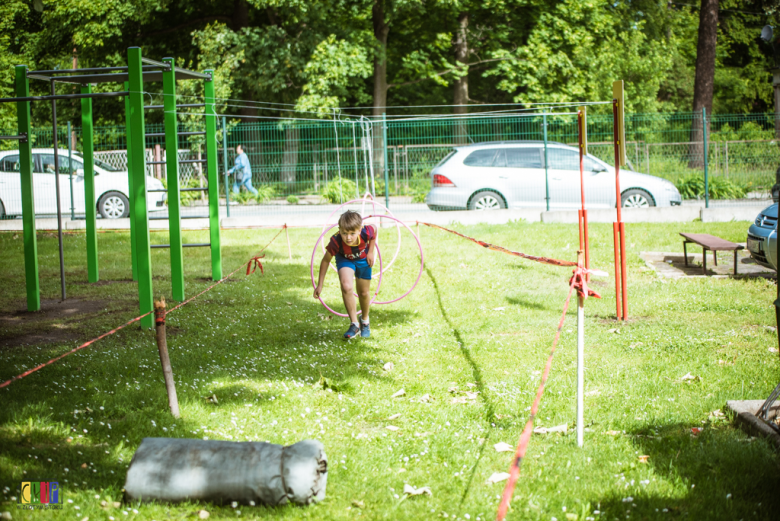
{"left": 547, "top": 148, "right": 580, "bottom": 170}
{"left": 434, "top": 150, "right": 456, "bottom": 168}
{"left": 463, "top": 149, "right": 498, "bottom": 167}
{"left": 33, "top": 154, "right": 51, "bottom": 174}
{"left": 36, "top": 154, "right": 82, "bottom": 174}
{"left": 61, "top": 156, "right": 84, "bottom": 172}
{"left": 0, "top": 155, "right": 20, "bottom": 172}
{"left": 584, "top": 156, "right": 606, "bottom": 172}
{"left": 505, "top": 148, "right": 543, "bottom": 168}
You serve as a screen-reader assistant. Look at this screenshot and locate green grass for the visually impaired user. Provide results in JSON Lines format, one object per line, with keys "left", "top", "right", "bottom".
{"left": 0, "top": 221, "right": 779, "bottom": 520}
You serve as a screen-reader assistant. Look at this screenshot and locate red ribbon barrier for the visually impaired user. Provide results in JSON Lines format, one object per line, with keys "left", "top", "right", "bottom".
{"left": 246, "top": 256, "right": 265, "bottom": 275}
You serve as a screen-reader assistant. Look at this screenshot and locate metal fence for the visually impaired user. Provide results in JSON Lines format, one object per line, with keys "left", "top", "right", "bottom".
{"left": 1, "top": 110, "right": 779, "bottom": 220}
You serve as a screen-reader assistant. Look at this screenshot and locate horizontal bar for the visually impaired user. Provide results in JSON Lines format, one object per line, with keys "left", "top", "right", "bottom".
{"left": 145, "top": 131, "right": 206, "bottom": 138}
{"left": 146, "top": 133, "right": 165, "bottom": 138}
{"left": 181, "top": 187, "right": 208, "bottom": 192}
{"left": 30, "top": 69, "right": 211, "bottom": 86}
{"left": 151, "top": 243, "right": 210, "bottom": 249}
{"left": 147, "top": 189, "right": 167, "bottom": 193}
{"left": 144, "top": 103, "right": 206, "bottom": 111}
{"left": 179, "top": 159, "right": 207, "bottom": 163}
{"left": 147, "top": 160, "right": 166, "bottom": 165}
{"left": 0, "top": 91, "right": 129, "bottom": 104}
{"left": 149, "top": 215, "right": 209, "bottom": 221}
{"left": 27, "top": 65, "right": 163, "bottom": 76}
{"left": 0, "top": 135, "right": 27, "bottom": 141}
{"left": 141, "top": 57, "right": 169, "bottom": 68}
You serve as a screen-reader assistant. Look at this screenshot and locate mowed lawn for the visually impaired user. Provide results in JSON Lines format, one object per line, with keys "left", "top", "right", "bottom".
{"left": 0, "top": 220, "right": 779, "bottom": 521}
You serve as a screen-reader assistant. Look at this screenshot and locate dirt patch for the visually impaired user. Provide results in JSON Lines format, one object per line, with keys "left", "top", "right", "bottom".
{"left": 196, "top": 277, "right": 237, "bottom": 284}
{"left": 0, "top": 329, "right": 79, "bottom": 349}
{"left": 0, "top": 299, "right": 110, "bottom": 324}
{"left": 72, "top": 279, "right": 134, "bottom": 287}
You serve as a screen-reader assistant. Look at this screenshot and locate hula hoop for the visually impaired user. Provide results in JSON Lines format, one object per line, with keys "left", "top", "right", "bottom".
{"left": 320, "top": 196, "right": 403, "bottom": 274}
{"left": 311, "top": 223, "right": 384, "bottom": 318}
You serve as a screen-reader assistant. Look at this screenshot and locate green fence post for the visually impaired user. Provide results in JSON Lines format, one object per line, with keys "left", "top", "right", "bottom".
{"left": 543, "top": 109, "right": 550, "bottom": 212}
{"left": 703, "top": 107, "right": 709, "bottom": 209}
{"left": 67, "top": 121, "right": 75, "bottom": 221}
{"left": 127, "top": 47, "right": 154, "bottom": 329}
{"left": 163, "top": 57, "right": 185, "bottom": 301}
{"left": 80, "top": 85, "right": 99, "bottom": 282}
{"left": 16, "top": 65, "right": 40, "bottom": 312}
{"left": 382, "top": 113, "right": 390, "bottom": 208}
{"left": 205, "top": 71, "right": 223, "bottom": 280}
{"left": 222, "top": 116, "right": 230, "bottom": 217}
{"left": 124, "top": 81, "right": 138, "bottom": 282}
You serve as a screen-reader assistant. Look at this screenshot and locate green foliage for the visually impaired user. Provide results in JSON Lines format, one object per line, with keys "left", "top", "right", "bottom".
{"left": 321, "top": 177, "right": 357, "bottom": 203}
{"left": 231, "top": 184, "right": 275, "bottom": 204}
{"left": 161, "top": 177, "right": 205, "bottom": 207}
{"left": 286, "top": 194, "right": 299, "bottom": 204}
{"left": 675, "top": 174, "right": 747, "bottom": 200}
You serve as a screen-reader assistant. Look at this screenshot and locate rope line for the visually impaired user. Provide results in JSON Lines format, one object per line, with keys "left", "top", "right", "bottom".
{"left": 0, "top": 227, "right": 284, "bottom": 389}
{"left": 419, "top": 222, "right": 577, "bottom": 267}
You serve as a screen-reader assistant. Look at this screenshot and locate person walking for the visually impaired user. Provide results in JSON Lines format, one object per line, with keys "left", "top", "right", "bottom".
{"left": 227, "top": 144, "right": 258, "bottom": 196}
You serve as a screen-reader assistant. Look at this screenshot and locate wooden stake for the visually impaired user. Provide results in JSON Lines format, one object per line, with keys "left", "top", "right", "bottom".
{"left": 154, "top": 297, "right": 180, "bottom": 419}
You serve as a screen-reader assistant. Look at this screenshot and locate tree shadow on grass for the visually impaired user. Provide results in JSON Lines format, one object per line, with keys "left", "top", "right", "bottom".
{"left": 588, "top": 422, "right": 780, "bottom": 520}
{"left": 505, "top": 295, "right": 549, "bottom": 311}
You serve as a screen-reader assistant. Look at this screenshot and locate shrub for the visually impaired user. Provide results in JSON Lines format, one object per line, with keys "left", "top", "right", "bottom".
{"left": 321, "top": 178, "right": 358, "bottom": 203}
{"left": 675, "top": 174, "right": 746, "bottom": 200}
{"left": 287, "top": 195, "right": 300, "bottom": 205}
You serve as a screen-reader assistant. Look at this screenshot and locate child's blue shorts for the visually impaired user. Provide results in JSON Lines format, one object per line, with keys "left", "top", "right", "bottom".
{"left": 335, "top": 256, "right": 372, "bottom": 280}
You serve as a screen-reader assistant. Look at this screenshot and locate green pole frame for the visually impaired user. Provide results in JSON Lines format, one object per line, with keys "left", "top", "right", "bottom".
{"left": 204, "top": 71, "right": 223, "bottom": 280}
{"left": 124, "top": 81, "right": 138, "bottom": 281}
{"left": 382, "top": 113, "right": 390, "bottom": 208}
{"left": 16, "top": 65, "right": 40, "bottom": 312}
{"left": 222, "top": 116, "right": 230, "bottom": 217}
{"left": 127, "top": 47, "right": 154, "bottom": 329}
{"left": 68, "top": 121, "right": 75, "bottom": 221}
{"left": 163, "top": 57, "right": 185, "bottom": 301}
{"left": 703, "top": 107, "right": 709, "bottom": 209}
{"left": 543, "top": 109, "right": 550, "bottom": 212}
{"left": 80, "top": 85, "right": 99, "bottom": 282}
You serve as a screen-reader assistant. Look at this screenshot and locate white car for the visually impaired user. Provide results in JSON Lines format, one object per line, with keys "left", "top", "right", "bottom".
{"left": 426, "top": 141, "right": 683, "bottom": 210}
{"left": 0, "top": 148, "right": 166, "bottom": 219}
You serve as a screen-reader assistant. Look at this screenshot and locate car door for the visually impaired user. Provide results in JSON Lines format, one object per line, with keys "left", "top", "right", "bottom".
{"left": 0, "top": 154, "right": 23, "bottom": 215}
{"left": 38, "top": 153, "right": 74, "bottom": 215}
{"left": 502, "top": 147, "right": 547, "bottom": 208}
{"left": 462, "top": 147, "right": 503, "bottom": 193}
{"left": 546, "top": 148, "right": 614, "bottom": 209}
{"left": 62, "top": 154, "right": 86, "bottom": 214}
{"left": 32, "top": 154, "right": 57, "bottom": 215}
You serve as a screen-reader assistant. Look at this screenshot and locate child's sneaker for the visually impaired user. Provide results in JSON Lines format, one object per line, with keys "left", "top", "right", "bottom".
{"left": 360, "top": 321, "right": 371, "bottom": 338}
{"left": 343, "top": 323, "right": 360, "bottom": 340}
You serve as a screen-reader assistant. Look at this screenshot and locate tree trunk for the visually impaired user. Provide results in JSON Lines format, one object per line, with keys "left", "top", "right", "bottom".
{"left": 690, "top": 0, "right": 718, "bottom": 169}
{"left": 233, "top": 0, "right": 258, "bottom": 118}
{"left": 372, "top": 0, "right": 390, "bottom": 117}
{"left": 453, "top": 12, "right": 469, "bottom": 144}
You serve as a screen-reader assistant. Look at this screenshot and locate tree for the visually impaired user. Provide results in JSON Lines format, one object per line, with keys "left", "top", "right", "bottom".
{"left": 690, "top": 0, "right": 719, "bottom": 167}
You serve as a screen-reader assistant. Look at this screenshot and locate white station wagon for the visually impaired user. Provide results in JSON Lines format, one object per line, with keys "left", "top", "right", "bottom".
{"left": 426, "top": 141, "right": 682, "bottom": 211}
{"left": 0, "top": 148, "right": 166, "bottom": 219}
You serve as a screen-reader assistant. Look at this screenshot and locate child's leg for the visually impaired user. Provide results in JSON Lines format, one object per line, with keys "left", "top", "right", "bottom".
{"left": 356, "top": 277, "right": 371, "bottom": 321}
{"left": 338, "top": 267, "right": 359, "bottom": 323}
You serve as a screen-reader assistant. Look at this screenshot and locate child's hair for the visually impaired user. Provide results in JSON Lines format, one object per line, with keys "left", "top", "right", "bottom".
{"left": 338, "top": 210, "right": 363, "bottom": 231}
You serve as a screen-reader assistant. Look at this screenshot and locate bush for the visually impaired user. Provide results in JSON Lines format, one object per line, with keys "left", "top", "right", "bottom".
{"left": 321, "top": 178, "right": 358, "bottom": 203}
{"left": 229, "top": 184, "right": 274, "bottom": 204}
{"left": 161, "top": 177, "right": 203, "bottom": 207}
{"left": 675, "top": 174, "right": 746, "bottom": 200}
{"left": 287, "top": 195, "right": 299, "bottom": 204}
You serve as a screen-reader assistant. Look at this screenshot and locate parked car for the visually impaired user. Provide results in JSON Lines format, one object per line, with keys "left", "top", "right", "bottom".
{"left": 747, "top": 203, "right": 777, "bottom": 270}
{"left": 0, "top": 148, "right": 166, "bottom": 219}
{"left": 425, "top": 141, "right": 683, "bottom": 211}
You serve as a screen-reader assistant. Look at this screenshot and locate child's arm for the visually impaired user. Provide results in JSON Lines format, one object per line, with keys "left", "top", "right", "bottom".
{"left": 366, "top": 225, "right": 377, "bottom": 267}
{"left": 313, "top": 252, "right": 333, "bottom": 299}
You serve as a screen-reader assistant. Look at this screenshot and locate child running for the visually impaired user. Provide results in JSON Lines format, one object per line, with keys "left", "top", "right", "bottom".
{"left": 313, "top": 210, "right": 377, "bottom": 339}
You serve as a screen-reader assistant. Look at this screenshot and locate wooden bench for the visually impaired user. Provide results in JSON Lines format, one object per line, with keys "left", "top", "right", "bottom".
{"left": 680, "top": 233, "right": 744, "bottom": 275}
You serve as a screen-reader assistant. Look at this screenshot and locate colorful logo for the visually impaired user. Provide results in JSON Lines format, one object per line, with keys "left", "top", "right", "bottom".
{"left": 19, "top": 482, "right": 60, "bottom": 509}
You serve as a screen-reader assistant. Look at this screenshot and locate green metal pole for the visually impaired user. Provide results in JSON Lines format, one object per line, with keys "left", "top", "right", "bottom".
{"left": 127, "top": 47, "right": 154, "bottom": 329}
{"left": 68, "top": 121, "right": 75, "bottom": 221}
{"left": 382, "top": 113, "right": 390, "bottom": 208}
{"left": 124, "top": 81, "right": 138, "bottom": 282}
{"left": 163, "top": 57, "right": 185, "bottom": 301}
{"left": 703, "top": 107, "right": 709, "bottom": 209}
{"left": 222, "top": 116, "right": 230, "bottom": 217}
{"left": 81, "top": 85, "right": 99, "bottom": 282}
{"left": 204, "top": 71, "right": 223, "bottom": 280}
{"left": 16, "top": 65, "right": 40, "bottom": 312}
{"left": 543, "top": 109, "right": 550, "bottom": 212}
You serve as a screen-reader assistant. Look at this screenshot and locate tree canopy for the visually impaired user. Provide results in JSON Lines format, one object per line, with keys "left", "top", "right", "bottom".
{"left": 1, "top": 0, "right": 778, "bottom": 128}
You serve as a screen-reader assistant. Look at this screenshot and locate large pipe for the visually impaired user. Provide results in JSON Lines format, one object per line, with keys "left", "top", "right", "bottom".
{"left": 124, "top": 438, "right": 328, "bottom": 506}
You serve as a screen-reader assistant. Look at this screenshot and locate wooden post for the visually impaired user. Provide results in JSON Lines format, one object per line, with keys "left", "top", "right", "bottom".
{"left": 285, "top": 224, "right": 292, "bottom": 259}
{"left": 154, "top": 298, "right": 180, "bottom": 419}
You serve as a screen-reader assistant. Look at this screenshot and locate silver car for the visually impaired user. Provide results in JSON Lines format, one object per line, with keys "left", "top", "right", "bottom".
{"left": 426, "top": 141, "right": 682, "bottom": 210}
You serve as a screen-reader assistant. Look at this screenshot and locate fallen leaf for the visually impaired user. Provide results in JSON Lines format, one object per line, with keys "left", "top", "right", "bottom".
{"left": 606, "top": 430, "right": 621, "bottom": 436}
{"left": 691, "top": 427, "right": 703, "bottom": 436}
{"left": 451, "top": 396, "right": 469, "bottom": 404}
{"left": 466, "top": 382, "right": 478, "bottom": 388}
{"left": 285, "top": 302, "right": 292, "bottom": 306}
{"left": 418, "top": 394, "right": 433, "bottom": 403}
{"left": 387, "top": 413, "right": 401, "bottom": 420}
{"left": 566, "top": 514, "right": 578, "bottom": 521}
{"left": 391, "top": 389, "right": 406, "bottom": 398}
{"left": 608, "top": 328, "right": 620, "bottom": 334}
{"left": 351, "top": 500, "right": 365, "bottom": 509}
{"left": 464, "top": 391, "right": 479, "bottom": 400}
{"left": 81, "top": 463, "right": 87, "bottom": 469}
{"left": 493, "top": 307, "right": 505, "bottom": 311}
{"left": 638, "top": 455, "right": 649, "bottom": 463}
{"left": 769, "top": 348, "right": 779, "bottom": 353}
{"left": 414, "top": 432, "right": 431, "bottom": 437}
{"left": 533, "top": 424, "right": 567, "bottom": 434}
{"left": 197, "top": 510, "right": 210, "bottom": 520}
{"left": 383, "top": 362, "right": 394, "bottom": 371}
{"left": 313, "top": 375, "right": 340, "bottom": 392}
{"left": 386, "top": 425, "right": 399, "bottom": 431}
{"left": 585, "top": 389, "right": 601, "bottom": 396}
{"left": 448, "top": 386, "right": 459, "bottom": 393}
{"left": 493, "top": 442, "right": 513, "bottom": 452}
{"left": 403, "top": 484, "right": 432, "bottom": 497}
{"left": 486, "top": 472, "right": 510, "bottom": 484}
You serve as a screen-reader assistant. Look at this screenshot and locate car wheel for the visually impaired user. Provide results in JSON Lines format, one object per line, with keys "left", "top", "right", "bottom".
{"left": 98, "top": 192, "right": 130, "bottom": 219}
{"left": 621, "top": 188, "right": 655, "bottom": 208}
{"left": 469, "top": 190, "right": 506, "bottom": 211}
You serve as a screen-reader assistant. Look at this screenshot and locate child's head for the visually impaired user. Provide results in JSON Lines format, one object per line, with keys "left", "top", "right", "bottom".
{"left": 338, "top": 210, "right": 363, "bottom": 244}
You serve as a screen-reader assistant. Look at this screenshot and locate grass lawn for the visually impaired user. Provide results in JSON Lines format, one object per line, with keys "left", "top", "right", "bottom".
{"left": 0, "top": 220, "right": 779, "bottom": 521}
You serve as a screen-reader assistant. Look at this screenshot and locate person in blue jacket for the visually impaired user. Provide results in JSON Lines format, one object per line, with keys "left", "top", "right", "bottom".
{"left": 227, "top": 144, "right": 258, "bottom": 196}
